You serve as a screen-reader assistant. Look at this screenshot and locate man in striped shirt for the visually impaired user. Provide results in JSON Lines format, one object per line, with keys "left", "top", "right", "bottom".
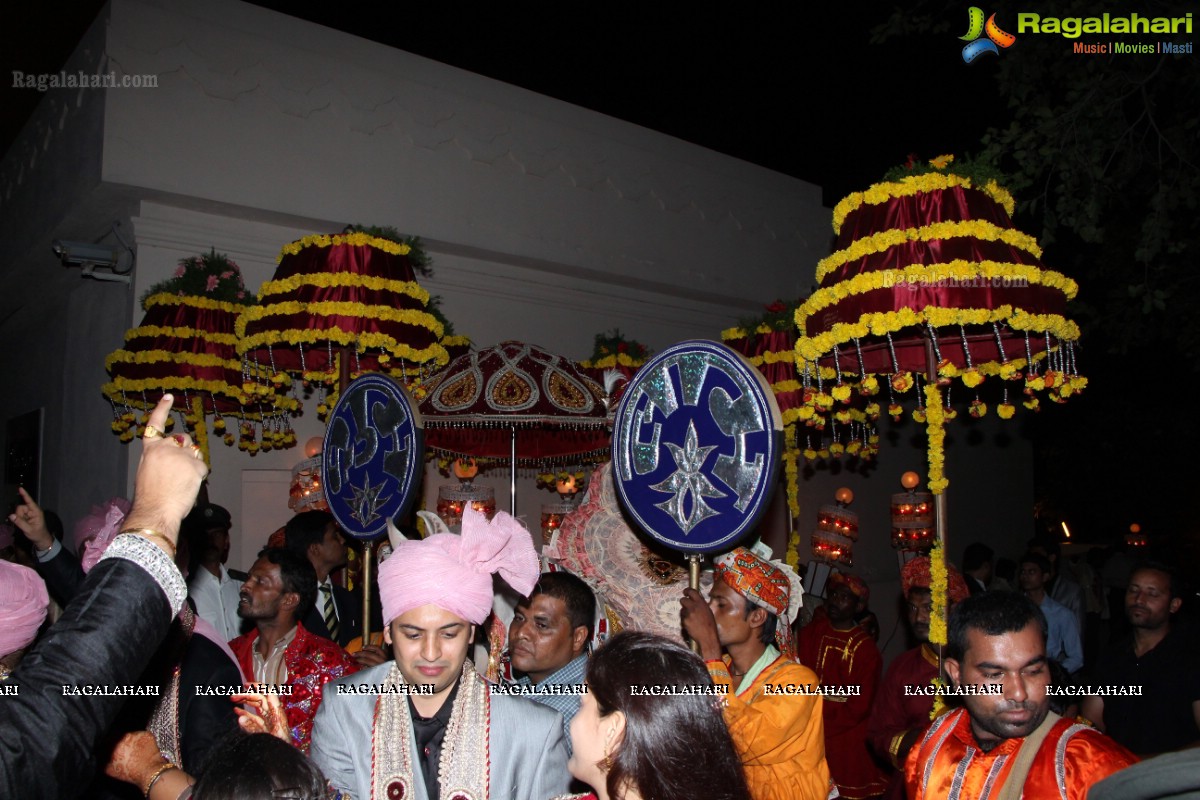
{"left": 507, "top": 571, "right": 595, "bottom": 753}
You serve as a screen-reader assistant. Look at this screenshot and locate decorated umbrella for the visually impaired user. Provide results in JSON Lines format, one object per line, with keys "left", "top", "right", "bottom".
{"left": 234, "top": 228, "right": 469, "bottom": 646}
{"left": 235, "top": 228, "right": 458, "bottom": 413}
{"left": 579, "top": 328, "right": 652, "bottom": 403}
{"left": 722, "top": 299, "right": 819, "bottom": 570}
{"left": 103, "top": 251, "right": 298, "bottom": 464}
{"left": 418, "top": 340, "right": 614, "bottom": 514}
{"left": 793, "top": 154, "right": 1086, "bottom": 654}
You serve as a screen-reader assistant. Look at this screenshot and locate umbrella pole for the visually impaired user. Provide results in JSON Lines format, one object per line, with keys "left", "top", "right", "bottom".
{"left": 924, "top": 335, "right": 948, "bottom": 673}
{"left": 687, "top": 553, "right": 703, "bottom": 653}
{"left": 510, "top": 425, "right": 517, "bottom": 516}
{"left": 338, "top": 345, "right": 373, "bottom": 647}
{"left": 362, "top": 540, "right": 373, "bottom": 647}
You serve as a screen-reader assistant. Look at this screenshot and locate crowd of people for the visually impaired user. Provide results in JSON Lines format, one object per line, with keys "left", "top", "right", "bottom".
{"left": 1, "top": 394, "right": 1198, "bottom": 799}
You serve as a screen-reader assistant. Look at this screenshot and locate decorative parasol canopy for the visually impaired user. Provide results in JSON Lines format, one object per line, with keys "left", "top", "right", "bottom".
{"left": 579, "top": 329, "right": 651, "bottom": 403}
{"left": 793, "top": 155, "right": 1088, "bottom": 657}
{"left": 235, "top": 231, "right": 451, "bottom": 406}
{"left": 793, "top": 156, "right": 1086, "bottom": 480}
{"left": 722, "top": 302, "right": 806, "bottom": 429}
{"left": 419, "top": 340, "right": 612, "bottom": 467}
{"left": 103, "top": 251, "right": 297, "bottom": 461}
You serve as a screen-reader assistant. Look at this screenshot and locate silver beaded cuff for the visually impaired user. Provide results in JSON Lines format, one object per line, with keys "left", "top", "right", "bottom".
{"left": 99, "top": 533, "right": 187, "bottom": 617}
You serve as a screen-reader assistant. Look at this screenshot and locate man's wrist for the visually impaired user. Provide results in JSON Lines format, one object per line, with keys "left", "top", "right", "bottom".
{"left": 122, "top": 512, "right": 180, "bottom": 545}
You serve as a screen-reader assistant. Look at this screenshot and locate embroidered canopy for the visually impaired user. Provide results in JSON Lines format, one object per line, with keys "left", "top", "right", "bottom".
{"left": 419, "top": 341, "right": 613, "bottom": 467}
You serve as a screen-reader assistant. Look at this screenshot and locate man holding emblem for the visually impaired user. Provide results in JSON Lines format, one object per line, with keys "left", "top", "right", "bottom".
{"left": 680, "top": 545, "right": 833, "bottom": 800}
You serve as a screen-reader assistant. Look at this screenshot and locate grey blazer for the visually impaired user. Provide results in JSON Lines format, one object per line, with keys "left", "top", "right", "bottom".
{"left": 311, "top": 662, "right": 572, "bottom": 800}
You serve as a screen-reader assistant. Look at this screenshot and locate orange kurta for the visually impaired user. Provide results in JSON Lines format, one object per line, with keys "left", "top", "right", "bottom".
{"left": 708, "top": 655, "right": 832, "bottom": 800}
{"left": 904, "top": 707, "right": 1138, "bottom": 800}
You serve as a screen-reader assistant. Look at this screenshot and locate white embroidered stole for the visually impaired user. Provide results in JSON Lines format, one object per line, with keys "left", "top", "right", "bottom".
{"left": 372, "top": 662, "right": 490, "bottom": 800}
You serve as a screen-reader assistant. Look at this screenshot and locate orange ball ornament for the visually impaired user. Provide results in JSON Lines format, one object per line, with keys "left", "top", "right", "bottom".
{"left": 901, "top": 471, "right": 921, "bottom": 490}
{"left": 835, "top": 487, "right": 854, "bottom": 505}
{"left": 1129, "top": 523, "right": 1141, "bottom": 534}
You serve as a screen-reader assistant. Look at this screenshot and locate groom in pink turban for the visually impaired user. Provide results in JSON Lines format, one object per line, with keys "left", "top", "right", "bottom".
{"left": 311, "top": 506, "right": 571, "bottom": 800}
{"left": 0, "top": 560, "right": 49, "bottom": 677}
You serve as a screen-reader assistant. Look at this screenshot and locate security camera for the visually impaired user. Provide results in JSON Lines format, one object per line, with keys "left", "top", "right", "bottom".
{"left": 53, "top": 240, "right": 121, "bottom": 267}
{"left": 53, "top": 232, "right": 135, "bottom": 283}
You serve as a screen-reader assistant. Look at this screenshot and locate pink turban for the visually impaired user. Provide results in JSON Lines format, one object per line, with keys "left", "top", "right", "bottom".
{"left": 0, "top": 560, "right": 50, "bottom": 658}
{"left": 379, "top": 506, "right": 539, "bottom": 626}
{"left": 74, "top": 497, "right": 132, "bottom": 573}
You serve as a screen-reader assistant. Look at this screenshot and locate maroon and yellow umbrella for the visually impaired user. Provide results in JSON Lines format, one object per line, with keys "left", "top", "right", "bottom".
{"left": 103, "top": 252, "right": 298, "bottom": 463}
{"left": 235, "top": 232, "right": 457, "bottom": 412}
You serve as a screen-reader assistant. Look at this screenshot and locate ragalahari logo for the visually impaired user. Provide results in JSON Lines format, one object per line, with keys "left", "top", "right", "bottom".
{"left": 960, "top": 7, "right": 1017, "bottom": 62}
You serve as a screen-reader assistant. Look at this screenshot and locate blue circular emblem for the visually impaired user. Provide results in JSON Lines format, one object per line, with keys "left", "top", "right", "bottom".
{"left": 612, "top": 340, "right": 782, "bottom": 554}
{"left": 322, "top": 374, "right": 424, "bottom": 540}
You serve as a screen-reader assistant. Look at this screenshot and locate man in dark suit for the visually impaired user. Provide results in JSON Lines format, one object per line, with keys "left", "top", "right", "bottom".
{"left": 962, "top": 542, "right": 994, "bottom": 596}
{"left": 284, "top": 511, "right": 359, "bottom": 647}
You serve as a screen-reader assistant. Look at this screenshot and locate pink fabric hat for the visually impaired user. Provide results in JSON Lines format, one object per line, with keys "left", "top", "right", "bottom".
{"left": 74, "top": 497, "right": 132, "bottom": 573}
{"left": 0, "top": 560, "right": 50, "bottom": 658}
{"left": 379, "top": 505, "right": 539, "bottom": 626}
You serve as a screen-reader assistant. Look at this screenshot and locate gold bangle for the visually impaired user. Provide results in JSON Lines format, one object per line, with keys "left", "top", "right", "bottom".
{"left": 143, "top": 762, "right": 178, "bottom": 797}
{"left": 889, "top": 730, "right": 908, "bottom": 768}
{"left": 121, "top": 528, "right": 177, "bottom": 560}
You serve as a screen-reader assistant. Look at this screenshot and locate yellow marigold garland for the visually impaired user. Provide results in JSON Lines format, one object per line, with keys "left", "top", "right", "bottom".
{"left": 797, "top": 261, "right": 1077, "bottom": 321}
{"left": 258, "top": 272, "right": 431, "bottom": 305}
{"left": 276, "top": 232, "right": 412, "bottom": 262}
{"left": 143, "top": 293, "right": 248, "bottom": 315}
{"left": 796, "top": 306, "right": 1079, "bottom": 362}
{"left": 929, "top": 540, "right": 949, "bottom": 646}
{"left": 720, "top": 326, "right": 749, "bottom": 341}
{"left": 190, "top": 395, "right": 210, "bottom": 468}
{"left": 126, "top": 326, "right": 240, "bottom": 347}
{"left": 580, "top": 352, "right": 647, "bottom": 369}
{"left": 925, "top": 384, "right": 949, "bottom": 495}
{"left": 106, "top": 349, "right": 240, "bottom": 372}
{"left": 815, "top": 221, "right": 1042, "bottom": 284}
{"left": 832, "top": 173, "right": 1017, "bottom": 235}
{"left": 236, "top": 302, "right": 443, "bottom": 339}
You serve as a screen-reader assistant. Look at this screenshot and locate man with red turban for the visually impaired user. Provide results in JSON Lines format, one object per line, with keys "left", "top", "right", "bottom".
{"left": 311, "top": 506, "right": 570, "bottom": 800}
{"left": 798, "top": 571, "right": 888, "bottom": 799}
{"left": 681, "top": 545, "right": 832, "bottom": 800}
{"left": 868, "top": 556, "right": 970, "bottom": 800}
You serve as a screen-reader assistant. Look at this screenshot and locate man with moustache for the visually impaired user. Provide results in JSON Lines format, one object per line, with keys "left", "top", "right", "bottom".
{"left": 229, "top": 547, "right": 358, "bottom": 752}
{"left": 507, "top": 571, "right": 595, "bottom": 752}
{"left": 1082, "top": 561, "right": 1200, "bottom": 755}
{"left": 869, "top": 556, "right": 970, "bottom": 800}
{"left": 906, "top": 591, "right": 1136, "bottom": 800}
{"left": 310, "top": 507, "right": 570, "bottom": 800}
{"left": 680, "top": 546, "right": 832, "bottom": 800}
